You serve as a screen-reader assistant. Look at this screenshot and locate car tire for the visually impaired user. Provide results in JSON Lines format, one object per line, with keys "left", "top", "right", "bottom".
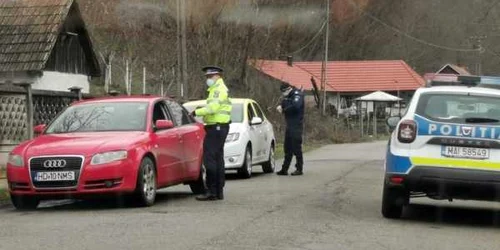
{"left": 238, "top": 146, "right": 252, "bottom": 179}
{"left": 381, "top": 183, "right": 407, "bottom": 219}
{"left": 134, "top": 157, "right": 157, "bottom": 207}
{"left": 10, "top": 195, "right": 40, "bottom": 210}
{"left": 190, "top": 164, "right": 206, "bottom": 194}
{"left": 262, "top": 145, "right": 275, "bottom": 173}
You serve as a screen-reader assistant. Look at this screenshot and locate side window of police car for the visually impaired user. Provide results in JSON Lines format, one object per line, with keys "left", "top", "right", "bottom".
{"left": 165, "top": 100, "right": 192, "bottom": 126}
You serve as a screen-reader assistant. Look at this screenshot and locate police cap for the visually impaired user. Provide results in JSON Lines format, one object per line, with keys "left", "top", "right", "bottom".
{"left": 202, "top": 65, "right": 223, "bottom": 76}
{"left": 280, "top": 83, "right": 292, "bottom": 91}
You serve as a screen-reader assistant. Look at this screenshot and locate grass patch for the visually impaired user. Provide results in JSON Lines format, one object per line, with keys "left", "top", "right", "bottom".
{"left": 0, "top": 188, "right": 8, "bottom": 201}
{"left": 0, "top": 167, "right": 8, "bottom": 201}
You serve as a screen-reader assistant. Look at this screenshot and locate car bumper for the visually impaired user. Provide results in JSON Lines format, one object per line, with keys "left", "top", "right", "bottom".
{"left": 223, "top": 142, "right": 246, "bottom": 169}
{"left": 387, "top": 166, "right": 500, "bottom": 201}
{"left": 7, "top": 160, "right": 138, "bottom": 200}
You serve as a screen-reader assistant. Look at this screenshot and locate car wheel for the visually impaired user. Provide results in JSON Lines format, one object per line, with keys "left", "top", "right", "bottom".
{"left": 190, "top": 164, "right": 206, "bottom": 194}
{"left": 262, "top": 145, "right": 275, "bottom": 173}
{"left": 10, "top": 195, "right": 40, "bottom": 210}
{"left": 381, "top": 183, "right": 408, "bottom": 219}
{"left": 134, "top": 157, "right": 157, "bottom": 207}
{"left": 238, "top": 146, "right": 252, "bottom": 179}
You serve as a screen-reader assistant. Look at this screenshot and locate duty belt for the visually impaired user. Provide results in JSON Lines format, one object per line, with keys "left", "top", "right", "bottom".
{"left": 205, "top": 122, "right": 230, "bottom": 129}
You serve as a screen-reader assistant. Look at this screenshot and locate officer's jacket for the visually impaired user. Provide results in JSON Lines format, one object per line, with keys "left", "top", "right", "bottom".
{"left": 195, "top": 78, "right": 232, "bottom": 125}
{"left": 281, "top": 88, "right": 305, "bottom": 130}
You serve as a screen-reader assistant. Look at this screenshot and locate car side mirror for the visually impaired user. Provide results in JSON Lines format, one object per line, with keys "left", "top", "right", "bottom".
{"left": 386, "top": 116, "right": 401, "bottom": 130}
{"left": 155, "top": 120, "right": 174, "bottom": 131}
{"left": 34, "top": 124, "right": 46, "bottom": 135}
{"left": 250, "top": 117, "right": 263, "bottom": 125}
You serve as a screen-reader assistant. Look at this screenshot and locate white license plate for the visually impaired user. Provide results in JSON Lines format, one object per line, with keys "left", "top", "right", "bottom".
{"left": 34, "top": 171, "right": 75, "bottom": 182}
{"left": 441, "top": 146, "right": 490, "bottom": 159}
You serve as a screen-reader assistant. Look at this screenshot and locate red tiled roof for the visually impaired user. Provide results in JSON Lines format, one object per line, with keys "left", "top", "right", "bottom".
{"left": 250, "top": 59, "right": 320, "bottom": 90}
{"left": 250, "top": 59, "right": 425, "bottom": 93}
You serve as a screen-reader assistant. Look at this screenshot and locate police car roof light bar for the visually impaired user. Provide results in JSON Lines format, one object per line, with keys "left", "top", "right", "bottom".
{"left": 457, "top": 75, "right": 481, "bottom": 86}
{"left": 427, "top": 75, "right": 500, "bottom": 89}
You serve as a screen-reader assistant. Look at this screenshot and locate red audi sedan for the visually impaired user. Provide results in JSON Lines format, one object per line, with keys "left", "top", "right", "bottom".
{"left": 6, "top": 96, "right": 206, "bottom": 209}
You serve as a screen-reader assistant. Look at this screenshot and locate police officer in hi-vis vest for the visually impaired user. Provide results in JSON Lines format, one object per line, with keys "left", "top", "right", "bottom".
{"left": 191, "top": 66, "right": 232, "bottom": 201}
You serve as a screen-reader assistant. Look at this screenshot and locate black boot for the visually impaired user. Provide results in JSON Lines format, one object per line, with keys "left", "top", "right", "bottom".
{"left": 196, "top": 193, "right": 217, "bottom": 201}
{"left": 291, "top": 170, "right": 303, "bottom": 176}
{"left": 276, "top": 169, "right": 288, "bottom": 176}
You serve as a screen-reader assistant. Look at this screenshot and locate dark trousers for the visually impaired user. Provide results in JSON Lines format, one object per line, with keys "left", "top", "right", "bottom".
{"left": 203, "top": 124, "right": 229, "bottom": 196}
{"left": 282, "top": 129, "right": 304, "bottom": 172}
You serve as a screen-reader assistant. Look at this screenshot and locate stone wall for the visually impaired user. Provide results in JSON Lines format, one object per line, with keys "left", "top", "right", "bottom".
{"left": 0, "top": 86, "right": 80, "bottom": 170}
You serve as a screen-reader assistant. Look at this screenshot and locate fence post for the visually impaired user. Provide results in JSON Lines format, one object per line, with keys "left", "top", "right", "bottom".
{"left": 68, "top": 86, "right": 83, "bottom": 100}
{"left": 19, "top": 83, "right": 34, "bottom": 140}
{"left": 143, "top": 66, "right": 146, "bottom": 94}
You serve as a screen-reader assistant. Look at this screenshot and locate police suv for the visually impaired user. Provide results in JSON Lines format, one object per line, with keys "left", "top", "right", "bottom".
{"left": 383, "top": 75, "right": 500, "bottom": 219}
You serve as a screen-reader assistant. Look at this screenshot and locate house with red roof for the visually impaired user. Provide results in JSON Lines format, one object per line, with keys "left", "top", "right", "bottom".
{"left": 423, "top": 64, "right": 471, "bottom": 84}
{"left": 249, "top": 59, "right": 425, "bottom": 113}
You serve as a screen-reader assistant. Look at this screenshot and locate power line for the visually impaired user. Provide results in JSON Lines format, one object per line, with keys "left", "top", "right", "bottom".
{"left": 347, "top": 0, "right": 481, "bottom": 53}
{"left": 287, "top": 18, "right": 327, "bottom": 55}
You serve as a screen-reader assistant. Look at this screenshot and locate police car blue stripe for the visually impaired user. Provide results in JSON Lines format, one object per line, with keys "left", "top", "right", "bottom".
{"left": 385, "top": 147, "right": 412, "bottom": 174}
{"left": 415, "top": 114, "right": 500, "bottom": 139}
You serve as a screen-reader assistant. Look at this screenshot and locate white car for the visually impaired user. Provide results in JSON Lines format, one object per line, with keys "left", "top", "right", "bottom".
{"left": 384, "top": 75, "right": 500, "bottom": 219}
{"left": 183, "top": 98, "right": 276, "bottom": 178}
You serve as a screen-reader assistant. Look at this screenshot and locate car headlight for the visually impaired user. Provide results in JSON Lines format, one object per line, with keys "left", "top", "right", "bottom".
{"left": 8, "top": 154, "right": 24, "bottom": 167}
{"left": 91, "top": 151, "right": 128, "bottom": 165}
{"left": 226, "top": 133, "right": 240, "bottom": 142}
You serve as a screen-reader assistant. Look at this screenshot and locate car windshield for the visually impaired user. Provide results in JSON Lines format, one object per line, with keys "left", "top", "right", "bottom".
{"left": 416, "top": 93, "right": 500, "bottom": 124}
{"left": 45, "top": 102, "right": 149, "bottom": 134}
{"left": 183, "top": 103, "right": 244, "bottom": 123}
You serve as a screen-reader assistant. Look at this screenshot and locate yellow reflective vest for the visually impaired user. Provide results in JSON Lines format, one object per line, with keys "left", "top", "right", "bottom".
{"left": 195, "top": 78, "right": 232, "bottom": 125}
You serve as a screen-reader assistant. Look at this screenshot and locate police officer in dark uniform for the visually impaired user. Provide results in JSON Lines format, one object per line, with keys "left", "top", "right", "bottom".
{"left": 276, "top": 83, "right": 305, "bottom": 176}
{"left": 191, "top": 66, "right": 232, "bottom": 201}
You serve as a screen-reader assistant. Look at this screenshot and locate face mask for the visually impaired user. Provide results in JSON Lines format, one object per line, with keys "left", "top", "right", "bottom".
{"left": 206, "top": 78, "right": 215, "bottom": 87}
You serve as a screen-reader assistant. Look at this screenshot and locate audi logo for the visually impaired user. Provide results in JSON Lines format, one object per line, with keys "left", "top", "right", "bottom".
{"left": 43, "top": 159, "right": 67, "bottom": 168}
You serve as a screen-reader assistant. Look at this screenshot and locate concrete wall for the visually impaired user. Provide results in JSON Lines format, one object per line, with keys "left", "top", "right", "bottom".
{"left": 33, "top": 71, "right": 90, "bottom": 94}
{"left": 0, "top": 145, "right": 15, "bottom": 169}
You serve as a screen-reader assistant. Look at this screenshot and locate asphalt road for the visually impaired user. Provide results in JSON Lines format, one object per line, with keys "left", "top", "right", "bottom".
{"left": 2, "top": 141, "right": 500, "bottom": 250}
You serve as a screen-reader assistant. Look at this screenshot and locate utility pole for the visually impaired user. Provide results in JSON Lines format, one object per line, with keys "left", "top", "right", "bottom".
{"left": 125, "top": 59, "right": 129, "bottom": 95}
{"left": 176, "top": 0, "right": 182, "bottom": 98}
{"left": 142, "top": 66, "right": 146, "bottom": 94}
{"left": 180, "top": 0, "right": 188, "bottom": 99}
{"left": 320, "top": 0, "right": 330, "bottom": 116}
{"left": 470, "top": 35, "right": 486, "bottom": 75}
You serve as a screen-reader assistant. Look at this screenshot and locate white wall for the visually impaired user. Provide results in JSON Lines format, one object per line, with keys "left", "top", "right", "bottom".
{"left": 33, "top": 71, "right": 90, "bottom": 94}
{"left": 0, "top": 145, "right": 15, "bottom": 169}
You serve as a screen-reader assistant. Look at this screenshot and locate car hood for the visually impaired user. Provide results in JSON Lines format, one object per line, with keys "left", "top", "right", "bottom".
{"left": 20, "top": 132, "right": 149, "bottom": 157}
{"left": 229, "top": 123, "right": 245, "bottom": 133}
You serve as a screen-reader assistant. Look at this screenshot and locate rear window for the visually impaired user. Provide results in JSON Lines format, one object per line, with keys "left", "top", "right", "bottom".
{"left": 416, "top": 93, "right": 500, "bottom": 124}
